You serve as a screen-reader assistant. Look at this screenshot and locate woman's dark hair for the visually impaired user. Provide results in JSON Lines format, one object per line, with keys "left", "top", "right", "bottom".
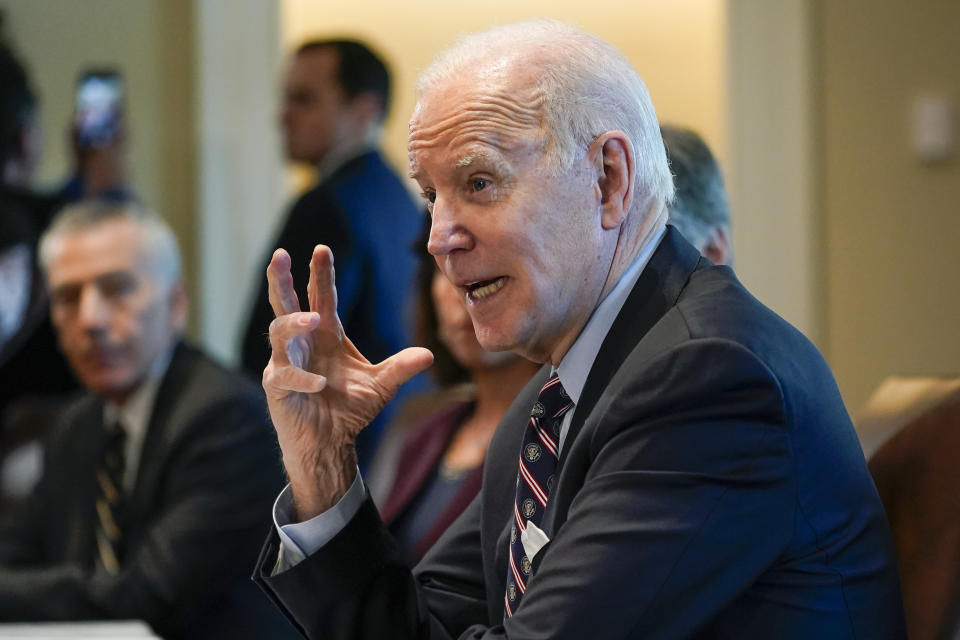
{"left": 414, "top": 218, "right": 469, "bottom": 386}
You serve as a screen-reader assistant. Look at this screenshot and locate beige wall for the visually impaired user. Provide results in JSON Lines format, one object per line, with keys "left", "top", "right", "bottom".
{"left": 818, "top": 0, "right": 960, "bottom": 416}
{"left": 194, "top": 0, "right": 284, "bottom": 363}
{"left": 281, "top": 0, "right": 727, "bottom": 182}
{"left": 725, "top": 0, "right": 818, "bottom": 346}
{"left": 0, "top": 0, "right": 198, "bottom": 331}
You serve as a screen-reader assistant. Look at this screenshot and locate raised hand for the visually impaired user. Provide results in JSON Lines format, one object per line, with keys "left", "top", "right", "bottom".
{"left": 262, "top": 245, "right": 433, "bottom": 520}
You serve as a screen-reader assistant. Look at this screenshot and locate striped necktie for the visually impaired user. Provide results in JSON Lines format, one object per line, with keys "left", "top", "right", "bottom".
{"left": 504, "top": 373, "right": 573, "bottom": 617}
{"left": 95, "top": 419, "right": 127, "bottom": 574}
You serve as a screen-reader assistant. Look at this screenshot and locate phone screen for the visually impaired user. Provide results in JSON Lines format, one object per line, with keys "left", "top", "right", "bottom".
{"left": 74, "top": 71, "right": 123, "bottom": 148}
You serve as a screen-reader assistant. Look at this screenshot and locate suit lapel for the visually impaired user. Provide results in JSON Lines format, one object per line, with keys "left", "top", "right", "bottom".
{"left": 558, "top": 227, "right": 703, "bottom": 469}
{"left": 68, "top": 397, "right": 108, "bottom": 565}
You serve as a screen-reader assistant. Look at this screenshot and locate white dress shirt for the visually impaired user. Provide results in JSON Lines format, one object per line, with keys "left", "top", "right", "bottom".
{"left": 272, "top": 227, "right": 667, "bottom": 572}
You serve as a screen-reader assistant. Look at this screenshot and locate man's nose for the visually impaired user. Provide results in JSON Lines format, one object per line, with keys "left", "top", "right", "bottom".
{"left": 76, "top": 285, "right": 110, "bottom": 330}
{"left": 427, "top": 197, "right": 473, "bottom": 256}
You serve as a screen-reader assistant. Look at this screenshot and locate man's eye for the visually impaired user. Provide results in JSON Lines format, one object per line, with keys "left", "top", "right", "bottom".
{"left": 421, "top": 190, "right": 437, "bottom": 204}
{"left": 51, "top": 288, "right": 80, "bottom": 308}
{"left": 471, "top": 178, "right": 490, "bottom": 192}
{"left": 99, "top": 274, "right": 136, "bottom": 300}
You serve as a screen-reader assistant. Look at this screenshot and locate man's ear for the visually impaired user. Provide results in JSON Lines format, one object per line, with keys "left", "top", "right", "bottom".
{"left": 349, "top": 93, "right": 384, "bottom": 131}
{"left": 167, "top": 280, "right": 190, "bottom": 335}
{"left": 701, "top": 225, "right": 733, "bottom": 266}
{"left": 588, "top": 131, "right": 634, "bottom": 231}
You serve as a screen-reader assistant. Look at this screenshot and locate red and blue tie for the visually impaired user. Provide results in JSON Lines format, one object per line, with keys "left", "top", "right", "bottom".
{"left": 505, "top": 372, "right": 573, "bottom": 617}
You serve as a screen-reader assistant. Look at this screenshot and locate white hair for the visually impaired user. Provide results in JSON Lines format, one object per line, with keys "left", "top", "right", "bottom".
{"left": 39, "top": 199, "right": 182, "bottom": 289}
{"left": 416, "top": 19, "right": 675, "bottom": 207}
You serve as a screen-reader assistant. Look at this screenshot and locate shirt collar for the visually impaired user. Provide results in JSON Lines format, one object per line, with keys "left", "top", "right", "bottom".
{"left": 315, "top": 135, "right": 378, "bottom": 182}
{"left": 102, "top": 346, "right": 175, "bottom": 489}
{"left": 557, "top": 226, "right": 666, "bottom": 405}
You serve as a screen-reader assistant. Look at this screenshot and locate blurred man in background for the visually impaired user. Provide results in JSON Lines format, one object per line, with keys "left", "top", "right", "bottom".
{"left": 240, "top": 39, "right": 423, "bottom": 472}
{"left": 661, "top": 123, "right": 732, "bottom": 266}
{"left": 0, "top": 201, "right": 296, "bottom": 639}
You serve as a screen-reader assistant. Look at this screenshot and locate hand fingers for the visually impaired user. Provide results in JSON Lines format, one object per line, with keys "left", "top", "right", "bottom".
{"left": 262, "top": 312, "right": 326, "bottom": 397}
{"left": 263, "top": 361, "right": 327, "bottom": 399}
{"left": 374, "top": 347, "right": 434, "bottom": 397}
{"left": 267, "top": 248, "right": 302, "bottom": 318}
{"left": 267, "top": 312, "right": 320, "bottom": 366}
{"left": 307, "top": 245, "right": 339, "bottom": 321}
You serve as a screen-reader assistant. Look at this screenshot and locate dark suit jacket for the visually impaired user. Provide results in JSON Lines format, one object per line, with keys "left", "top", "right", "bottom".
{"left": 255, "top": 228, "right": 907, "bottom": 639}
{"left": 0, "top": 342, "right": 298, "bottom": 639}
{"left": 240, "top": 150, "right": 424, "bottom": 472}
{"left": 870, "top": 388, "right": 960, "bottom": 640}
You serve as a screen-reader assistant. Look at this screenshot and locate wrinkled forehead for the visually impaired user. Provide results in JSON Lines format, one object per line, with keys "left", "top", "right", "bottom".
{"left": 407, "top": 72, "right": 546, "bottom": 170}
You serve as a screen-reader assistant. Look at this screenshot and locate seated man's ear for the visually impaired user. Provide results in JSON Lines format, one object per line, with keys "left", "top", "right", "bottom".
{"left": 167, "top": 280, "right": 190, "bottom": 335}
{"left": 589, "top": 131, "right": 634, "bottom": 231}
{"left": 701, "top": 225, "right": 732, "bottom": 266}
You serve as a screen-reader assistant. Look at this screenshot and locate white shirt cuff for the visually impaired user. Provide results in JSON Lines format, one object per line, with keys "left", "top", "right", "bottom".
{"left": 271, "top": 471, "right": 366, "bottom": 573}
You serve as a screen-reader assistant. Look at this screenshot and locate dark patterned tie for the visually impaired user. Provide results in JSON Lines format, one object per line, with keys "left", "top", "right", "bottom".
{"left": 95, "top": 419, "right": 127, "bottom": 574}
{"left": 504, "top": 373, "right": 573, "bottom": 617}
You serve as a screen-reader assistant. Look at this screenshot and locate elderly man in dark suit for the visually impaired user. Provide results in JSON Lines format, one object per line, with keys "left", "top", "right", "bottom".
{"left": 0, "top": 201, "right": 297, "bottom": 638}
{"left": 254, "top": 20, "right": 906, "bottom": 639}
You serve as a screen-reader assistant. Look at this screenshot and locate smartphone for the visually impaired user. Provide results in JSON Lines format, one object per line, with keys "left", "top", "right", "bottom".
{"left": 74, "top": 69, "right": 124, "bottom": 149}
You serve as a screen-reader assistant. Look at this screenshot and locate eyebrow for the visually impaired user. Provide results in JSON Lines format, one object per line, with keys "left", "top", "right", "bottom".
{"left": 49, "top": 281, "right": 80, "bottom": 299}
{"left": 50, "top": 270, "right": 135, "bottom": 297}
{"left": 455, "top": 148, "right": 505, "bottom": 172}
{"left": 408, "top": 148, "right": 512, "bottom": 184}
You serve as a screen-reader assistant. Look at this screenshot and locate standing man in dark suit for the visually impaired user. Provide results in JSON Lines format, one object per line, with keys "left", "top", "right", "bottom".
{"left": 253, "top": 20, "right": 906, "bottom": 639}
{"left": 241, "top": 39, "right": 423, "bottom": 472}
{"left": 0, "top": 200, "right": 297, "bottom": 638}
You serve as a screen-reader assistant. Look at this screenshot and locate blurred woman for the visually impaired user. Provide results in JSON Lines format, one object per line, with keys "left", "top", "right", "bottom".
{"left": 370, "top": 234, "right": 540, "bottom": 565}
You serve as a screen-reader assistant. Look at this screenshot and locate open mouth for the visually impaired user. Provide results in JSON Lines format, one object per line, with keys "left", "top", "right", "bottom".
{"left": 465, "top": 276, "right": 507, "bottom": 303}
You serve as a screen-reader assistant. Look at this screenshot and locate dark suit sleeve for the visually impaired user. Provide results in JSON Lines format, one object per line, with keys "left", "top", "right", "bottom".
{"left": 0, "top": 395, "right": 282, "bottom": 636}
{"left": 256, "top": 340, "right": 795, "bottom": 639}
{"left": 256, "top": 491, "right": 489, "bottom": 640}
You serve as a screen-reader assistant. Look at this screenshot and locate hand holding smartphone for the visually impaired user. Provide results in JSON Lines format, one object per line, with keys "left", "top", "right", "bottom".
{"left": 73, "top": 69, "right": 123, "bottom": 149}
